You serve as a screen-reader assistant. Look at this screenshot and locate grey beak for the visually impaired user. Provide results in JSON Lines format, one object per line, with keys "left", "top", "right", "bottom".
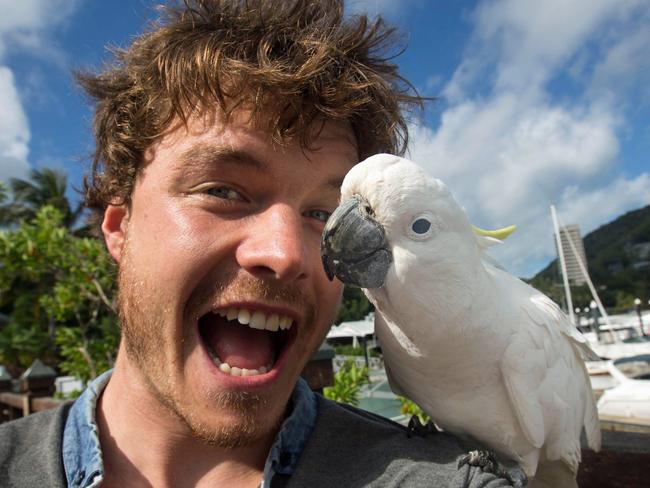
{"left": 320, "top": 195, "right": 392, "bottom": 288}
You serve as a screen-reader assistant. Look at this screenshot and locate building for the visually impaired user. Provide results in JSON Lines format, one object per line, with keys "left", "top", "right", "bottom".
{"left": 555, "top": 224, "right": 588, "bottom": 285}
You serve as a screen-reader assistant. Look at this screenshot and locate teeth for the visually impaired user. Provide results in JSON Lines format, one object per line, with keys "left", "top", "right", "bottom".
{"left": 249, "top": 311, "right": 266, "bottom": 330}
{"left": 207, "top": 345, "right": 271, "bottom": 377}
{"left": 237, "top": 309, "right": 251, "bottom": 325}
{"left": 204, "top": 307, "right": 293, "bottom": 376}
{"left": 266, "top": 314, "right": 280, "bottom": 331}
{"left": 226, "top": 308, "right": 238, "bottom": 320}
{"left": 212, "top": 307, "right": 294, "bottom": 332}
{"left": 279, "top": 316, "right": 291, "bottom": 330}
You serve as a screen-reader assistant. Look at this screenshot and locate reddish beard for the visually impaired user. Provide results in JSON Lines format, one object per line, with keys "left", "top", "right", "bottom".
{"left": 115, "top": 247, "right": 314, "bottom": 448}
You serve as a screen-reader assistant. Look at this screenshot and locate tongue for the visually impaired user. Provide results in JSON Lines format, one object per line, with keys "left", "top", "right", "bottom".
{"left": 205, "top": 318, "right": 275, "bottom": 370}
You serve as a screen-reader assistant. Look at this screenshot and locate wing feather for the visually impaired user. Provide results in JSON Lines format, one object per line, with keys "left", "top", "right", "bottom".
{"left": 500, "top": 337, "right": 546, "bottom": 449}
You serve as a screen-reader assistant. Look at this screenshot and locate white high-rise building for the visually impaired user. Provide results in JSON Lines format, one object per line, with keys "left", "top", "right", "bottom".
{"left": 554, "top": 224, "right": 588, "bottom": 285}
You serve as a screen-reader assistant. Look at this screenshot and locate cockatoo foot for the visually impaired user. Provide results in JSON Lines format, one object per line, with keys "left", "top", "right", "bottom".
{"left": 457, "top": 450, "right": 526, "bottom": 487}
{"left": 406, "top": 415, "right": 437, "bottom": 438}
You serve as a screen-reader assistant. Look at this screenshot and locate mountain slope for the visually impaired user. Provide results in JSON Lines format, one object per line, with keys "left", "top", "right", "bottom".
{"left": 530, "top": 204, "right": 650, "bottom": 310}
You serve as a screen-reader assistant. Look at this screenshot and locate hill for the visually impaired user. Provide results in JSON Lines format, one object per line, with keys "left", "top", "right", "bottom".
{"left": 529, "top": 204, "right": 650, "bottom": 312}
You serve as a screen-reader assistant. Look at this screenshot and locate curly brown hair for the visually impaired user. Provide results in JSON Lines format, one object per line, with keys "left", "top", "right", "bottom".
{"left": 77, "top": 0, "right": 424, "bottom": 221}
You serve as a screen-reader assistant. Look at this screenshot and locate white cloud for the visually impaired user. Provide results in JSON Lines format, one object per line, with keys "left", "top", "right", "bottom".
{"left": 408, "top": 0, "right": 650, "bottom": 277}
{"left": 409, "top": 96, "right": 620, "bottom": 219}
{"left": 0, "top": 67, "right": 30, "bottom": 182}
{"left": 447, "top": 0, "right": 644, "bottom": 99}
{"left": 0, "top": 0, "right": 80, "bottom": 185}
{"left": 345, "top": 0, "right": 425, "bottom": 18}
{"left": 588, "top": 19, "right": 650, "bottom": 106}
{"left": 0, "top": 0, "right": 79, "bottom": 62}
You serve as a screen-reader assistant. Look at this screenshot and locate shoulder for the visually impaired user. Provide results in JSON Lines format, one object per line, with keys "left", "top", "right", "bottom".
{"left": 312, "top": 395, "right": 468, "bottom": 458}
{"left": 288, "top": 395, "right": 513, "bottom": 487}
{"left": 0, "top": 403, "right": 71, "bottom": 488}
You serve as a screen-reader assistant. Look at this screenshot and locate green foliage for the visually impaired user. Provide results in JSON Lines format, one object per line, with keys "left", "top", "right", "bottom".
{"left": 0, "top": 206, "right": 118, "bottom": 378}
{"left": 54, "top": 320, "right": 119, "bottom": 382}
{"left": 0, "top": 322, "right": 52, "bottom": 373}
{"left": 53, "top": 389, "right": 83, "bottom": 400}
{"left": 397, "top": 396, "right": 430, "bottom": 424}
{"left": 530, "top": 204, "right": 650, "bottom": 311}
{"left": 323, "top": 358, "right": 371, "bottom": 406}
{"left": 336, "top": 286, "right": 374, "bottom": 324}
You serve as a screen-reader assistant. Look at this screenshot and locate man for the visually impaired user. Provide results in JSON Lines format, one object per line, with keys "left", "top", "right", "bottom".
{"left": 0, "top": 1, "right": 512, "bottom": 487}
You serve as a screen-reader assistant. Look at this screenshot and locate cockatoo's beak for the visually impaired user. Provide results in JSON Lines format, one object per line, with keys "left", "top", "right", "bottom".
{"left": 320, "top": 194, "right": 392, "bottom": 288}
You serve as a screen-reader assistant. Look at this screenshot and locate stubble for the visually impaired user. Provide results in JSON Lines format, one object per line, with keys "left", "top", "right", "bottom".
{"left": 115, "top": 240, "right": 312, "bottom": 448}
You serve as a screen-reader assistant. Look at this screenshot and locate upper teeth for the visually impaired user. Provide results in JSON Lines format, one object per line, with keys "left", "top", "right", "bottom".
{"left": 216, "top": 307, "right": 293, "bottom": 332}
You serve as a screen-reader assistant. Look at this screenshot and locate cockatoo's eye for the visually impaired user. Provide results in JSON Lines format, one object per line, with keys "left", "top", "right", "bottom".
{"left": 411, "top": 218, "right": 431, "bottom": 234}
{"left": 407, "top": 214, "right": 437, "bottom": 240}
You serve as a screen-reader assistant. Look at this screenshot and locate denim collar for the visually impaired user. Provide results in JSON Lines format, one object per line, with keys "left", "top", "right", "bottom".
{"left": 62, "top": 370, "right": 111, "bottom": 488}
{"left": 62, "top": 370, "right": 317, "bottom": 487}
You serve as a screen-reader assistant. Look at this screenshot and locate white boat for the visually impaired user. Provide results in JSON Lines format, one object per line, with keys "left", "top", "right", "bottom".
{"left": 595, "top": 355, "right": 650, "bottom": 429}
{"left": 590, "top": 339, "right": 650, "bottom": 360}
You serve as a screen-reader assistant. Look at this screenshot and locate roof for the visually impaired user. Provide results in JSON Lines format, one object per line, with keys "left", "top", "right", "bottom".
{"left": 327, "top": 316, "right": 375, "bottom": 339}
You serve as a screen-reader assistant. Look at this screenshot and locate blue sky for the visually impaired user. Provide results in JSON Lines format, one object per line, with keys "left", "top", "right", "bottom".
{"left": 1, "top": 0, "right": 649, "bottom": 278}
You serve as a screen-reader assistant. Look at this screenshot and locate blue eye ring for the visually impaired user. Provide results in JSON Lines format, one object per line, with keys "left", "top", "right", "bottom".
{"left": 411, "top": 218, "right": 431, "bottom": 234}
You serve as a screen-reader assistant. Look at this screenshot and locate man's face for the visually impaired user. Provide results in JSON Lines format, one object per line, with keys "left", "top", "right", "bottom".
{"left": 103, "top": 111, "right": 356, "bottom": 447}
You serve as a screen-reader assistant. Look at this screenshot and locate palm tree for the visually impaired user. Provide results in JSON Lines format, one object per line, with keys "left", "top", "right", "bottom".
{"left": 4, "top": 168, "right": 82, "bottom": 229}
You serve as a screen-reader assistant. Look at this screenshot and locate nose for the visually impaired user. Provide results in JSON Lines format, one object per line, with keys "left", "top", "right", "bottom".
{"left": 236, "top": 203, "right": 309, "bottom": 282}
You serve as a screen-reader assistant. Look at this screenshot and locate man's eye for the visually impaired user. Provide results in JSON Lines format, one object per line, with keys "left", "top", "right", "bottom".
{"left": 306, "top": 209, "right": 331, "bottom": 223}
{"left": 206, "top": 186, "right": 242, "bottom": 200}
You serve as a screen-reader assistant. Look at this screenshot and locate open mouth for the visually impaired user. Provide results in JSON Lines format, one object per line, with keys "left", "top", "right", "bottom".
{"left": 198, "top": 307, "right": 296, "bottom": 377}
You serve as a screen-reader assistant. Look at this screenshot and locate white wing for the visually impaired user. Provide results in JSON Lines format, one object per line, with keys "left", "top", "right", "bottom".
{"left": 499, "top": 278, "right": 601, "bottom": 473}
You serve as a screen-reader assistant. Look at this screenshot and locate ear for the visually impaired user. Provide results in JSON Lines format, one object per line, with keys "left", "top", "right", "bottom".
{"left": 102, "top": 205, "right": 129, "bottom": 263}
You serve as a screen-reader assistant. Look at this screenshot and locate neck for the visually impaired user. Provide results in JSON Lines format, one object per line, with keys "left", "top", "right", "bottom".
{"left": 97, "top": 351, "right": 273, "bottom": 488}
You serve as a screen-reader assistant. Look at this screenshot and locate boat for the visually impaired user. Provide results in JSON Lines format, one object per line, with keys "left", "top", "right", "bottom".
{"left": 595, "top": 355, "right": 650, "bottom": 431}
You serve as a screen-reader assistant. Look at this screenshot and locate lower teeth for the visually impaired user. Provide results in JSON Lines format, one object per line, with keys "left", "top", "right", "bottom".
{"left": 206, "top": 345, "right": 271, "bottom": 377}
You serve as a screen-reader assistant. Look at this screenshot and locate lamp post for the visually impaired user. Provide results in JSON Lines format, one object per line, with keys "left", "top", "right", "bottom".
{"left": 634, "top": 298, "right": 647, "bottom": 337}
{"left": 574, "top": 307, "right": 581, "bottom": 328}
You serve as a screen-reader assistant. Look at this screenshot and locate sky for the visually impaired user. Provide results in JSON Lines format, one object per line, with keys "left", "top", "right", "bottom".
{"left": 1, "top": 0, "right": 649, "bottom": 278}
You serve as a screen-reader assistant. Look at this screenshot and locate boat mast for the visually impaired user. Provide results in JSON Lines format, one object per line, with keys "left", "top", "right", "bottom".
{"left": 555, "top": 212, "right": 616, "bottom": 342}
{"left": 551, "top": 205, "right": 576, "bottom": 325}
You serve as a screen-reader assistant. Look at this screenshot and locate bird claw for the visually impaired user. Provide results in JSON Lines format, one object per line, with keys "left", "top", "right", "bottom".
{"left": 406, "top": 415, "right": 437, "bottom": 438}
{"left": 457, "top": 450, "right": 526, "bottom": 487}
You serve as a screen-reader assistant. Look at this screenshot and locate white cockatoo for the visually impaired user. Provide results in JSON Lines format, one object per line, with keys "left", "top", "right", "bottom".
{"left": 321, "top": 154, "right": 601, "bottom": 488}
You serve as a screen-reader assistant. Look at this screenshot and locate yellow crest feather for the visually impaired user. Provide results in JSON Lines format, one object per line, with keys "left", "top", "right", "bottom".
{"left": 472, "top": 224, "right": 517, "bottom": 241}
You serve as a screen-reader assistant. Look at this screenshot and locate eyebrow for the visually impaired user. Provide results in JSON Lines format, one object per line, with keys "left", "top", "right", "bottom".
{"left": 175, "top": 141, "right": 347, "bottom": 193}
{"left": 176, "top": 143, "right": 267, "bottom": 175}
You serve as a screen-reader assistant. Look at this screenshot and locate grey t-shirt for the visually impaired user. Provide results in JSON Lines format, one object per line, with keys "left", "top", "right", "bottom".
{"left": 283, "top": 395, "right": 514, "bottom": 487}
{"left": 0, "top": 394, "right": 514, "bottom": 487}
